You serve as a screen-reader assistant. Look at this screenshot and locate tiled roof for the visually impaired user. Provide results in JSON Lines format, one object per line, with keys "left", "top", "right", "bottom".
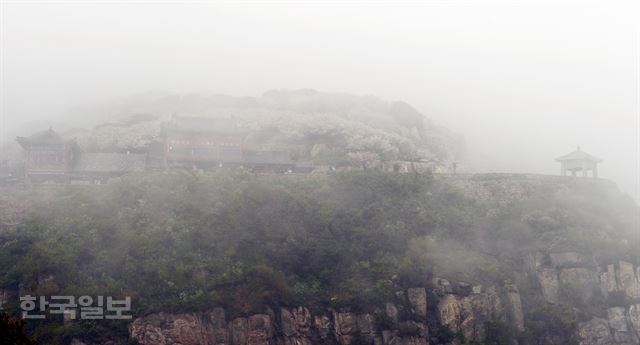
{"left": 17, "top": 128, "right": 72, "bottom": 147}
{"left": 555, "top": 148, "right": 602, "bottom": 162}
{"left": 73, "top": 153, "right": 146, "bottom": 173}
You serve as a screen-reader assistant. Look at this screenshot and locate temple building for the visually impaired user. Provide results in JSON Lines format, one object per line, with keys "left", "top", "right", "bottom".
{"left": 163, "top": 115, "right": 296, "bottom": 172}
{"left": 16, "top": 128, "right": 147, "bottom": 184}
{"left": 14, "top": 116, "right": 311, "bottom": 184}
{"left": 16, "top": 128, "right": 76, "bottom": 183}
{"left": 556, "top": 147, "right": 602, "bottom": 178}
{"left": 163, "top": 115, "right": 246, "bottom": 168}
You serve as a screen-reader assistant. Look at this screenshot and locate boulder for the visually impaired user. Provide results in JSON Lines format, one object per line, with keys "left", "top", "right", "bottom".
{"left": 407, "top": 288, "right": 427, "bottom": 318}
{"left": 231, "top": 317, "right": 249, "bottom": 345}
{"left": 334, "top": 312, "right": 357, "bottom": 335}
{"left": 292, "top": 307, "right": 312, "bottom": 336}
{"left": 280, "top": 307, "right": 311, "bottom": 338}
{"left": 616, "top": 261, "right": 640, "bottom": 299}
{"left": 628, "top": 304, "right": 640, "bottom": 340}
{"left": 559, "top": 267, "right": 599, "bottom": 301}
{"left": 381, "top": 330, "right": 398, "bottom": 345}
{"left": 484, "top": 286, "right": 505, "bottom": 321}
{"left": 525, "top": 252, "right": 547, "bottom": 272}
{"left": 607, "top": 307, "right": 638, "bottom": 344}
{"left": 357, "top": 313, "right": 376, "bottom": 335}
{"left": 203, "top": 308, "right": 228, "bottom": 345}
{"left": 537, "top": 268, "right": 560, "bottom": 304}
{"left": 462, "top": 290, "right": 508, "bottom": 342}
{"left": 504, "top": 283, "right": 525, "bottom": 332}
{"left": 436, "top": 292, "right": 495, "bottom": 343}
{"left": 313, "top": 315, "right": 333, "bottom": 340}
{"left": 575, "top": 318, "right": 615, "bottom": 345}
{"left": 385, "top": 303, "right": 399, "bottom": 323}
{"left": 280, "top": 309, "right": 296, "bottom": 337}
{"left": 458, "top": 297, "right": 478, "bottom": 341}
{"left": 334, "top": 312, "right": 357, "bottom": 344}
{"left": 247, "top": 314, "right": 273, "bottom": 345}
{"left": 130, "top": 312, "right": 208, "bottom": 345}
{"left": 599, "top": 264, "right": 618, "bottom": 298}
{"left": 437, "top": 294, "right": 462, "bottom": 333}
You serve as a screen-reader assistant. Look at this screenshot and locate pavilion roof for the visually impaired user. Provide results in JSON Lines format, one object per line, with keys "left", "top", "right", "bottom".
{"left": 555, "top": 147, "right": 602, "bottom": 162}
{"left": 16, "top": 128, "right": 73, "bottom": 148}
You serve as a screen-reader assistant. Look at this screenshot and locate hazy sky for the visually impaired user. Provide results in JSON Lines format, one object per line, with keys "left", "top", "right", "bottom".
{"left": 1, "top": 0, "right": 638, "bottom": 200}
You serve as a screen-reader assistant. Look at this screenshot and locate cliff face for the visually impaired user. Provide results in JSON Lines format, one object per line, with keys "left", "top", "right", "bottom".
{"left": 529, "top": 253, "right": 640, "bottom": 345}
{"left": 127, "top": 256, "right": 640, "bottom": 345}
{"left": 129, "top": 281, "right": 524, "bottom": 345}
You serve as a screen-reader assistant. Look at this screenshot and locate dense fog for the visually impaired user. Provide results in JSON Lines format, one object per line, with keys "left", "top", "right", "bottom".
{"left": 1, "top": 1, "right": 638, "bottom": 199}
{"left": 2, "top": 2, "right": 640, "bottom": 345}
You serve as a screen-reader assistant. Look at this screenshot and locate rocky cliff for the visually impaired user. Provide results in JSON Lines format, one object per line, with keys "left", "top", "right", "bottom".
{"left": 126, "top": 253, "right": 640, "bottom": 345}
{"left": 129, "top": 280, "right": 525, "bottom": 345}
{"left": 529, "top": 253, "right": 640, "bottom": 345}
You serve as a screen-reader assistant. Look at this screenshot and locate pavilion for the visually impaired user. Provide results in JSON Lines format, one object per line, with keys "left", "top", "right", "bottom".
{"left": 555, "top": 147, "right": 602, "bottom": 178}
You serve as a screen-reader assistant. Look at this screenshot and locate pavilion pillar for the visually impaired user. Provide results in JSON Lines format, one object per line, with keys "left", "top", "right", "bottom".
{"left": 561, "top": 163, "right": 566, "bottom": 176}
{"left": 593, "top": 165, "right": 598, "bottom": 178}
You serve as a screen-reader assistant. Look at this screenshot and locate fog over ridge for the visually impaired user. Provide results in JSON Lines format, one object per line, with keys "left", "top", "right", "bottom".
{"left": 1, "top": 0, "right": 638, "bottom": 200}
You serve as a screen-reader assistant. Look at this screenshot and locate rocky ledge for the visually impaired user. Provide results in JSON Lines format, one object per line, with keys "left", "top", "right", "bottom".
{"left": 129, "top": 281, "right": 524, "bottom": 345}
{"left": 528, "top": 252, "right": 640, "bottom": 345}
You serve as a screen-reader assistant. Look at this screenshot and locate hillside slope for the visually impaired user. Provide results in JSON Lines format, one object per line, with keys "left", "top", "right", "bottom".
{"left": 0, "top": 172, "right": 638, "bottom": 345}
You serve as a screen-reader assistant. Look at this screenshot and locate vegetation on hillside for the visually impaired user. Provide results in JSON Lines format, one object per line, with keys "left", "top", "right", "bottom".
{"left": 0, "top": 172, "right": 637, "bottom": 344}
{"left": 62, "top": 90, "right": 463, "bottom": 165}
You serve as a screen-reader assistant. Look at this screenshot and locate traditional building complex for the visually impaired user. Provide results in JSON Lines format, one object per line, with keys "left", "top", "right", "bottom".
{"left": 15, "top": 116, "right": 304, "bottom": 183}
{"left": 11, "top": 115, "right": 467, "bottom": 183}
